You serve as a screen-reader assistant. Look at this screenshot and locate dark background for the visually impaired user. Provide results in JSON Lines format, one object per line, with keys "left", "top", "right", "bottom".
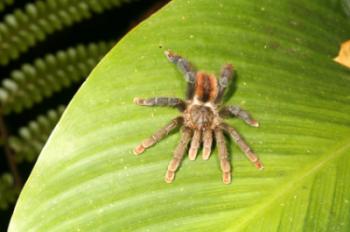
{"left": 0, "top": 0, "right": 170, "bottom": 230}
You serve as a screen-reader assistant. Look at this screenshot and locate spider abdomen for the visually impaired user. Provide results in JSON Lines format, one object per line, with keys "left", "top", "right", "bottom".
{"left": 195, "top": 72, "right": 218, "bottom": 102}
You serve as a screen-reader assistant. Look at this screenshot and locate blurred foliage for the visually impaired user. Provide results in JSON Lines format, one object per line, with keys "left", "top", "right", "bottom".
{"left": 0, "top": 0, "right": 131, "bottom": 65}
{"left": 0, "top": 0, "right": 13, "bottom": 12}
{"left": 0, "top": 173, "right": 18, "bottom": 210}
{"left": 0, "top": 0, "right": 166, "bottom": 230}
{"left": 0, "top": 41, "right": 113, "bottom": 114}
{"left": 9, "top": 105, "right": 66, "bottom": 163}
{"left": 341, "top": 0, "right": 350, "bottom": 16}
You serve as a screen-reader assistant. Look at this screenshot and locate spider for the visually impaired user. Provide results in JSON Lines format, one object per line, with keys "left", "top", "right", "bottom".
{"left": 133, "top": 51, "right": 263, "bottom": 184}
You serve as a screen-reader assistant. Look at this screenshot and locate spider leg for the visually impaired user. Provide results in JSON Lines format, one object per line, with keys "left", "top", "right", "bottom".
{"left": 188, "top": 129, "right": 201, "bottom": 160}
{"left": 133, "top": 116, "right": 183, "bottom": 155}
{"left": 165, "top": 127, "right": 192, "bottom": 183}
{"left": 215, "top": 64, "right": 233, "bottom": 103}
{"left": 220, "top": 123, "right": 263, "bottom": 169}
{"left": 219, "top": 105, "right": 259, "bottom": 127}
{"left": 214, "top": 128, "right": 231, "bottom": 184}
{"left": 164, "top": 50, "right": 196, "bottom": 99}
{"left": 202, "top": 129, "right": 213, "bottom": 160}
{"left": 134, "top": 97, "right": 186, "bottom": 112}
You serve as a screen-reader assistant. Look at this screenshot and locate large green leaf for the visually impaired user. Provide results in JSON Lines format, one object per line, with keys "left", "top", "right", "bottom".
{"left": 9, "top": 0, "right": 350, "bottom": 231}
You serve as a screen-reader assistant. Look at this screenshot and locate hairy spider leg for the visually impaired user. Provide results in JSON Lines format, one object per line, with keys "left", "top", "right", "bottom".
{"left": 215, "top": 64, "right": 233, "bottom": 103}
{"left": 133, "top": 117, "right": 183, "bottom": 155}
{"left": 220, "top": 123, "right": 263, "bottom": 169}
{"left": 165, "top": 128, "right": 192, "bottom": 183}
{"left": 188, "top": 129, "right": 201, "bottom": 160}
{"left": 164, "top": 50, "right": 196, "bottom": 99}
{"left": 219, "top": 105, "right": 259, "bottom": 127}
{"left": 134, "top": 97, "right": 186, "bottom": 112}
{"left": 202, "top": 129, "right": 213, "bottom": 160}
{"left": 214, "top": 128, "right": 231, "bottom": 184}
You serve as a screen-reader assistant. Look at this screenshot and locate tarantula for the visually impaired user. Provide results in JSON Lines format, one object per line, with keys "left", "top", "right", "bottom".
{"left": 133, "top": 51, "right": 263, "bottom": 184}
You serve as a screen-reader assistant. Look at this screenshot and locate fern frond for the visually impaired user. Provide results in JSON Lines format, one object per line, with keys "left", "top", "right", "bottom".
{"left": 0, "top": 41, "right": 114, "bottom": 114}
{"left": 9, "top": 105, "right": 65, "bottom": 163}
{"left": 0, "top": 173, "right": 18, "bottom": 210}
{"left": 0, "top": 0, "right": 13, "bottom": 12}
{"left": 0, "top": 0, "right": 132, "bottom": 65}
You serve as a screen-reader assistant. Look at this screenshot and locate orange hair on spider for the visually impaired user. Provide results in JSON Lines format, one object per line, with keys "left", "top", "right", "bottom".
{"left": 195, "top": 72, "right": 218, "bottom": 102}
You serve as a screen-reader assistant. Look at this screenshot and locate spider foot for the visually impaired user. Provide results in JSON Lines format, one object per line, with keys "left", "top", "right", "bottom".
{"left": 133, "top": 144, "right": 145, "bottom": 155}
{"left": 202, "top": 148, "right": 211, "bottom": 160}
{"left": 133, "top": 97, "right": 143, "bottom": 105}
{"left": 202, "top": 130, "right": 213, "bottom": 160}
{"left": 165, "top": 170, "right": 175, "bottom": 183}
{"left": 254, "top": 160, "right": 264, "bottom": 170}
{"left": 248, "top": 119, "right": 260, "bottom": 128}
{"left": 164, "top": 50, "right": 176, "bottom": 62}
{"left": 188, "top": 130, "right": 201, "bottom": 160}
{"left": 222, "top": 172, "right": 231, "bottom": 184}
{"left": 188, "top": 147, "right": 198, "bottom": 160}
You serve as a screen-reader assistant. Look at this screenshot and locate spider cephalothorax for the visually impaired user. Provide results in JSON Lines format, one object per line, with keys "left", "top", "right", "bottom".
{"left": 133, "top": 51, "right": 263, "bottom": 184}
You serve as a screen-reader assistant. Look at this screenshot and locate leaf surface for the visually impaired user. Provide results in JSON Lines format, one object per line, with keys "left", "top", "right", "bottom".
{"left": 9, "top": 0, "right": 350, "bottom": 231}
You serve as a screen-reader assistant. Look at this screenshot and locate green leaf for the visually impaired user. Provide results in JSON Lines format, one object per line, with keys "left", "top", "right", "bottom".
{"left": 9, "top": 0, "right": 350, "bottom": 231}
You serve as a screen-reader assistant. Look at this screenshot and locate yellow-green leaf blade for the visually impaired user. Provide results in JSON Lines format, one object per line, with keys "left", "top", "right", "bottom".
{"left": 9, "top": 0, "right": 350, "bottom": 231}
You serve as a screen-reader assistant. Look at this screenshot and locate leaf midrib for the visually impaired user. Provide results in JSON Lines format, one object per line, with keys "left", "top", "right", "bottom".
{"left": 225, "top": 136, "right": 350, "bottom": 231}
